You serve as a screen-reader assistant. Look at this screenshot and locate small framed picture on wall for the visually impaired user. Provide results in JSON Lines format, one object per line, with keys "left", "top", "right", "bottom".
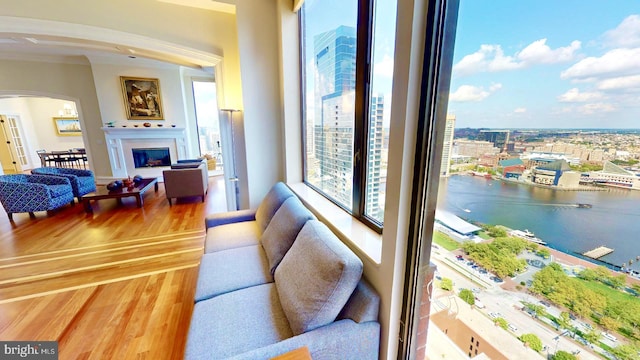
{"left": 53, "top": 117, "right": 82, "bottom": 136}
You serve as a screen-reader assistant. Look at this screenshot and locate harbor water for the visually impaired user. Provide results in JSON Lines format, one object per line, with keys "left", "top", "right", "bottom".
{"left": 437, "top": 175, "right": 640, "bottom": 273}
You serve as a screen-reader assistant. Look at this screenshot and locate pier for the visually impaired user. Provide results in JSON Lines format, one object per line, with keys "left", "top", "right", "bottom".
{"left": 582, "top": 246, "right": 614, "bottom": 259}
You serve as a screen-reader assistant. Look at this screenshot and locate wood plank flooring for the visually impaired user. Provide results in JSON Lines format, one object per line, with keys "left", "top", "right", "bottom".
{"left": 0, "top": 176, "right": 227, "bottom": 359}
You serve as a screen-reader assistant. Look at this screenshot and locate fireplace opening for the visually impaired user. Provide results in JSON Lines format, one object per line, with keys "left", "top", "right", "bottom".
{"left": 132, "top": 147, "right": 171, "bottom": 168}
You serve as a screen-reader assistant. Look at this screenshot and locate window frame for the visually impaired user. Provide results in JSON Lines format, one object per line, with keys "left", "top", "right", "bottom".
{"left": 299, "top": 0, "right": 383, "bottom": 233}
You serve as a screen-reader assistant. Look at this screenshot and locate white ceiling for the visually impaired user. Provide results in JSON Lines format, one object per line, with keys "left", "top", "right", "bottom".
{"left": 0, "top": 0, "right": 235, "bottom": 69}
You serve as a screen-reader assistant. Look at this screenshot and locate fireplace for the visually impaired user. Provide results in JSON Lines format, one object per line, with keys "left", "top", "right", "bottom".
{"left": 132, "top": 147, "right": 171, "bottom": 168}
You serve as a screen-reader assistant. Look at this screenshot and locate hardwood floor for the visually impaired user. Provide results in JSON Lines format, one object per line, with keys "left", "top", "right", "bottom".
{"left": 0, "top": 176, "right": 227, "bottom": 359}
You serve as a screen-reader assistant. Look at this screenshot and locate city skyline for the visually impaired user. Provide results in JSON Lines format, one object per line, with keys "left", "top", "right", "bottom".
{"left": 448, "top": 1, "right": 640, "bottom": 129}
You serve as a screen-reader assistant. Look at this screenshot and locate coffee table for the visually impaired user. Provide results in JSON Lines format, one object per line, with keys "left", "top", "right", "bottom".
{"left": 81, "top": 178, "right": 159, "bottom": 213}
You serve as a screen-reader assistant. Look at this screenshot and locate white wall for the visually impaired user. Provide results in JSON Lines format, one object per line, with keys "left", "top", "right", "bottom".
{"left": 0, "top": 60, "right": 104, "bottom": 174}
{"left": 0, "top": 97, "right": 85, "bottom": 169}
{"left": 235, "top": 0, "right": 285, "bottom": 208}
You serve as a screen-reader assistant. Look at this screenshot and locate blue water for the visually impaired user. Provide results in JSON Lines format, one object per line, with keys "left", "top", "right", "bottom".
{"left": 437, "top": 175, "right": 640, "bottom": 272}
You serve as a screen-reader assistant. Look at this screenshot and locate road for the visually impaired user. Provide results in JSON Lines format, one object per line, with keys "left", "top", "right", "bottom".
{"left": 430, "top": 245, "right": 602, "bottom": 359}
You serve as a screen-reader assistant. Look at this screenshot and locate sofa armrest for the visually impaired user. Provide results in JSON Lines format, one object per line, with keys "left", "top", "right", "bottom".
{"left": 227, "top": 319, "right": 380, "bottom": 360}
{"left": 205, "top": 209, "right": 257, "bottom": 229}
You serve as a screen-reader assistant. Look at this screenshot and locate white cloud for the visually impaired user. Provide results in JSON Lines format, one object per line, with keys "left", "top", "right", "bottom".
{"left": 557, "top": 88, "right": 604, "bottom": 102}
{"left": 603, "top": 15, "right": 640, "bottom": 48}
{"left": 596, "top": 75, "right": 640, "bottom": 91}
{"left": 453, "top": 39, "right": 580, "bottom": 76}
{"left": 514, "top": 107, "right": 527, "bottom": 113}
{"left": 449, "top": 83, "right": 501, "bottom": 102}
{"left": 578, "top": 103, "right": 616, "bottom": 114}
{"left": 560, "top": 48, "right": 640, "bottom": 81}
{"left": 453, "top": 45, "right": 521, "bottom": 76}
{"left": 374, "top": 55, "right": 394, "bottom": 78}
{"left": 517, "top": 39, "right": 581, "bottom": 64}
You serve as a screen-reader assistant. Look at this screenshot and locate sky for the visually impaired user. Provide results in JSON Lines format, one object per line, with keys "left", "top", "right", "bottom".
{"left": 448, "top": 0, "right": 640, "bottom": 129}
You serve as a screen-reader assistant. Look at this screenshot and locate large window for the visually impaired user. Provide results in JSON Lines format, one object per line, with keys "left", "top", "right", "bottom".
{"left": 301, "top": 0, "right": 396, "bottom": 230}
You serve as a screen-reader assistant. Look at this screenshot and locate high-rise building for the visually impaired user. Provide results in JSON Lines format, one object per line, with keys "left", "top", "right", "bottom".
{"left": 478, "top": 130, "right": 510, "bottom": 152}
{"left": 440, "top": 114, "right": 456, "bottom": 176}
{"left": 313, "top": 26, "right": 357, "bottom": 207}
{"left": 366, "top": 95, "right": 385, "bottom": 219}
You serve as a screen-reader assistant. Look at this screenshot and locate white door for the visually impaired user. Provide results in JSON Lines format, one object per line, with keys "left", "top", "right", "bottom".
{"left": 0, "top": 114, "right": 27, "bottom": 174}
{"left": 219, "top": 110, "right": 239, "bottom": 211}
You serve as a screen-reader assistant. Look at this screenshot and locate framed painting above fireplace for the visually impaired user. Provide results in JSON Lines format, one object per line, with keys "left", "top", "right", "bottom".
{"left": 121, "top": 76, "right": 164, "bottom": 120}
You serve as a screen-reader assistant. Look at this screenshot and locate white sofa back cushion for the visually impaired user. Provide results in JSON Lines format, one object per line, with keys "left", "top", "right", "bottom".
{"left": 275, "top": 220, "right": 363, "bottom": 336}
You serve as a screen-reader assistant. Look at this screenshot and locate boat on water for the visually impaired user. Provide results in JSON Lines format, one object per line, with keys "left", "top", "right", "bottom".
{"left": 577, "top": 203, "right": 592, "bottom": 208}
{"left": 510, "top": 229, "right": 547, "bottom": 245}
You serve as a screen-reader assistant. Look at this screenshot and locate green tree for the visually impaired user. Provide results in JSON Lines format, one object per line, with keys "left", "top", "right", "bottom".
{"left": 439, "top": 277, "right": 453, "bottom": 291}
{"left": 551, "top": 350, "right": 577, "bottom": 360}
{"left": 459, "top": 289, "right": 475, "bottom": 305}
{"left": 578, "top": 268, "right": 598, "bottom": 281}
{"left": 609, "top": 274, "right": 626, "bottom": 289}
{"left": 485, "top": 225, "right": 506, "bottom": 238}
{"left": 610, "top": 344, "right": 640, "bottom": 360}
{"left": 519, "top": 333, "right": 543, "bottom": 352}
{"left": 525, "top": 242, "right": 539, "bottom": 252}
{"left": 495, "top": 317, "right": 508, "bottom": 330}
{"left": 556, "top": 312, "right": 572, "bottom": 330}
{"left": 582, "top": 329, "right": 600, "bottom": 344}
{"left": 600, "top": 316, "right": 621, "bottom": 332}
{"left": 536, "top": 248, "right": 550, "bottom": 259}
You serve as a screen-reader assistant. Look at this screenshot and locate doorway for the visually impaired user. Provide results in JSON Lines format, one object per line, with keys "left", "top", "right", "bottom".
{"left": 192, "top": 80, "right": 224, "bottom": 177}
{"left": 0, "top": 115, "right": 28, "bottom": 174}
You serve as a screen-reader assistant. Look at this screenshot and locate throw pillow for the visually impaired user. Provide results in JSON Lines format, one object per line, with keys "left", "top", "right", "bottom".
{"left": 275, "top": 220, "right": 363, "bottom": 336}
{"left": 261, "top": 197, "right": 315, "bottom": 275}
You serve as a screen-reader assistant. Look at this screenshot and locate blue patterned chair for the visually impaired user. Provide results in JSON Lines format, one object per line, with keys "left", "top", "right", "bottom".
{"left": 0, "top": 174, "right": 75, "bottom": 221}
{"left": 31, "top": 167, "right": 96, "bottom": 201}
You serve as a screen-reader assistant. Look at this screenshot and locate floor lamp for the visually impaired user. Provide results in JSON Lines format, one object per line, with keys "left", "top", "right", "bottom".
{"left": 220, "top": 109, "right": 241, "bottom": 210}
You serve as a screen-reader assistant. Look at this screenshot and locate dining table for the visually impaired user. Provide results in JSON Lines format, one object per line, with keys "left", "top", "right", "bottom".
{"left": 37, "top": 149, "right": 87, "bottom": 169}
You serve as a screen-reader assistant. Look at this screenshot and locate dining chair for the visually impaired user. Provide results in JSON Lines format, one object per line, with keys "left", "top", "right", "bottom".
{"left": 35, "top": 149, "right": 55, "bottom": 167}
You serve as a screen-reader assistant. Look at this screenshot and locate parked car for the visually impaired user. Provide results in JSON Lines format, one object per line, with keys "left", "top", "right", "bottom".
{"left": 603, "top": 333, "right": 617, "bottom": 342}
{"left": 474, "top": 298, "right": 485, "bottom": 309}
{"left": 540, "top": 300, "right": 551, "bottom": 307}
{"left": 456, "top": 255, "right": 464, "bottom": 261}
{"left": 471, "top": 288, "right": 480, "bottom": 294}
{"left": 508, "top": 324, "right": 518, "bottom": 332}
{"left": 490, "top": 276, "right": 503, "bottom": 283}
{"left": 488, "top": 312, "right": 502, "bottom": 319}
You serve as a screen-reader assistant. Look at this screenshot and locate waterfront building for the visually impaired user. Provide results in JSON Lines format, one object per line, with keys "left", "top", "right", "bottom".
{"left": 434, "top": 210, "right": 482, "bottom": 243}
{"left": 440, "top": 114, "right": 455, "bottom": 177}
{"left": 454, "top": 139, "right": 498, "bottom": 158}
{"left": 582, "top": 161, "right": 640, "bottom": 189}
{"left": 522, "top": 152, "right": 581, "bottom": 167}
{"left": 531, "top": 159, "right": 580, "bottom": 187}
{"left": 498, "top": 158, "right": 525, "bottom": 179}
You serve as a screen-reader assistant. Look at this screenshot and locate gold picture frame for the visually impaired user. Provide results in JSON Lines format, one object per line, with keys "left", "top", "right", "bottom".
{"left": 53, "top": 117, "right": 82, "bottom": 136}
{"left": 120, "top": 76, "right": 164, "bottom": 120}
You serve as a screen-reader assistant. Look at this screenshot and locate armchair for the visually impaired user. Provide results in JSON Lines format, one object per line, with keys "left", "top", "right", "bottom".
{"left": 31, "top": 167, "right": 96, "bottom": 201}
{"left": 162, "top": 162, "right": 208, "bottom": 206}
{"left": 0, "top": 174, "right": 75, "bottom": 221}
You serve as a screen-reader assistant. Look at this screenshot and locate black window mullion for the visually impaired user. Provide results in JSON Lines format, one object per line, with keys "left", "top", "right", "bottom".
{"left": 353, "top": 0, "right": 374, "bottom": 221}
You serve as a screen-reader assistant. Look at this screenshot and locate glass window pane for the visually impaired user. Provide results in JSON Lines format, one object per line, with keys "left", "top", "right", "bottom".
{"left": 302, "top": 0, "right": 358, "bottom": 209}
{"left": 365, "top": 0, "right": 397, "bottom": 223}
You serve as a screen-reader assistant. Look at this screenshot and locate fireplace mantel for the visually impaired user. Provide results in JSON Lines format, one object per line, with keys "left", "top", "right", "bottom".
{"left": 102, "top": 126, "right": 188, "bottom": 179}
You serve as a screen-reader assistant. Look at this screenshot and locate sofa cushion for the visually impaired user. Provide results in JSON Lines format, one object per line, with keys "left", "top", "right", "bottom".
{"left": 194, "top": 245, "right": 273, "bottom": 302}
{"left": 48, "top": 184, "right": 72, "bottom": 198}
{"left": 204, "top": 220, "right": 261, "bottom": 253}
{"left": 255, "top": 182, "right": 294, "bottom": 233}
{"left": 185, "top": 283, "right": 293, "bottom": 360}
{"left": 261, "top": 197, "right": 315, "bottom": 275}
{"left": 275, "top": 220, "right": 363, "bottom": 336}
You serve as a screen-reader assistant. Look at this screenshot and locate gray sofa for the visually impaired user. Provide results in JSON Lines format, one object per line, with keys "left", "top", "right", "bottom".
{"left": 162, "top": 161, "right": 208, "bottom": 205}
{"left": 185, "top": 183, "right": 380, "bottom": 359}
